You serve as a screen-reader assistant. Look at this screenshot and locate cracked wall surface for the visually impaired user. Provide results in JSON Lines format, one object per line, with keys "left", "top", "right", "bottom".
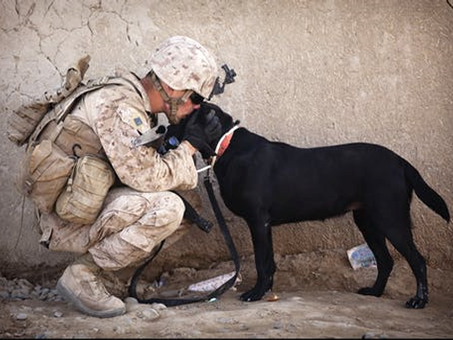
{"left": 1, "top": 0, "right": 452, "bottom": 278}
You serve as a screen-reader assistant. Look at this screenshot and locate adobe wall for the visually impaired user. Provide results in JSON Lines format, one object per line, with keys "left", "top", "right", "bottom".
{"left": 1, "top": 1, "right": 452, "bottom": 279}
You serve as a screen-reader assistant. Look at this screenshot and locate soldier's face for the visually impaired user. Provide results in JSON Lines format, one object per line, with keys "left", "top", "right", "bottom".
{"left": 161, "top": 84, "right": 201, "bottom": 124}
{"left": 176, "top": 97, "right": 201, "bottom": 117}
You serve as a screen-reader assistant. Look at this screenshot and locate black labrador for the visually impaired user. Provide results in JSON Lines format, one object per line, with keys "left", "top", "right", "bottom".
{"left": 170, "top": 103, "right": 450, "bottom": 309}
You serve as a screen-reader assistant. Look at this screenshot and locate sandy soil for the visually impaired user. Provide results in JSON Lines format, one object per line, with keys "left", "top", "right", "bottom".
{"left": 1, "top": 251, "right": 453, "bottom": 339}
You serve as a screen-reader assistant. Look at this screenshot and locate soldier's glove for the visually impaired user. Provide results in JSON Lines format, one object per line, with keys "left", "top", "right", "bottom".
{"left": 183, "top": 108, "right": 222, "bottom": 158}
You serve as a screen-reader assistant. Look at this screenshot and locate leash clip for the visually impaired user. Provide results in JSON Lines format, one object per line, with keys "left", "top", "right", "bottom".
{"left": 197, "top": 165, "right": 212, "bottom": 173}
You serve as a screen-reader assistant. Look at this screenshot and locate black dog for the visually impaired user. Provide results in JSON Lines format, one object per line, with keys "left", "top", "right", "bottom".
{"left": 172, "top": 103, "right": 450, "bottom": 309}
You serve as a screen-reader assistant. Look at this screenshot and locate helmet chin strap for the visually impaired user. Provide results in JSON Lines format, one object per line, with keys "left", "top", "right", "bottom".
{"left": 150, "top": 72, "right": 191, "bottom": 124}
{"left": 167, "top": 98, "right": 180, "bottom": 124}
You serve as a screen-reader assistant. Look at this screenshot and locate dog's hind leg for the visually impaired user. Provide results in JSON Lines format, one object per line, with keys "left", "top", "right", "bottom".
{"left": 240, "top": 218, "right": 275, "bottom": 302}
{"left": 356, "top": 203, "right": 429, "bottom": 309}
{"left": 384, "top": 218, "right": 428, "bottom": 309}
{"left": 353, "top": 210, "right": 394, "bottom": 297}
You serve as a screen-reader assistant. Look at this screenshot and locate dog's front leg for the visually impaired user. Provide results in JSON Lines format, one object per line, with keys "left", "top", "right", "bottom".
{"left": 241, "top": 221, "right": 275, "bottom": 302}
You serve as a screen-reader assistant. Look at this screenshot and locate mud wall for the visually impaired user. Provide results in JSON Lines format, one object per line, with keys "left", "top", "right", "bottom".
{"left": 1, "top": 0, "right": 452, "bottom": 278}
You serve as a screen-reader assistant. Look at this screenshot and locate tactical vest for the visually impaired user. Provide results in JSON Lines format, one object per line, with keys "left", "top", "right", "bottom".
{"left": 8, "top": 56, "right": 137, "bottom": 224}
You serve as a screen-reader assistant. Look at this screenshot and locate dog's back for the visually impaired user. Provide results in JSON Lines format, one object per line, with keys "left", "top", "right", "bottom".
{"left": 216, "top": 130, "right": 441, "bottom": 225}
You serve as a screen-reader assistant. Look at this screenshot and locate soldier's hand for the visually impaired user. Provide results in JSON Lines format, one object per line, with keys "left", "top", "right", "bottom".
{"left": 183, "top": 108, "right": 222, "bottom": 158}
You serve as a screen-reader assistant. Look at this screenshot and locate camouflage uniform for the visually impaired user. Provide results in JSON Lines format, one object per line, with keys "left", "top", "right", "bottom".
{"left": 41, "top": 71, "right": 198, "bottom": 270}
{"left": 50, "top": 35, "right": 221, "bottom": 318}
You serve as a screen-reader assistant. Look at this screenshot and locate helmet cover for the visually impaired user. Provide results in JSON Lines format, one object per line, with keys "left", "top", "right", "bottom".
{"left": 148, "top": 36, "right": 218, "bottom": 99}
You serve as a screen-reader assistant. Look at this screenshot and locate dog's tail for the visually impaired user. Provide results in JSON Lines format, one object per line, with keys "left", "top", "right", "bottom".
{"left": 403, "top": 158, "right": 450, "bottom": 222}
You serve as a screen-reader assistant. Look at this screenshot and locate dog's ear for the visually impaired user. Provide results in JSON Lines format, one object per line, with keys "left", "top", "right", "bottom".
{"left": 200, "top": 102, "right": 235, "bottom": 133}
{"left": 218, "top": 109, "right": 235, "bottom": 134}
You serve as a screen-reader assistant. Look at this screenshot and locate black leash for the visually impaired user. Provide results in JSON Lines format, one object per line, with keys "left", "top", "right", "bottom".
{"left": 128, "top": 171, "right": 241, "bottom": 306}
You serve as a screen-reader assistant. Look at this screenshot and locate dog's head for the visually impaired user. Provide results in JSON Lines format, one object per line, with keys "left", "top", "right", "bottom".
{"left": 197, "top": 102, "right": 237, "bottom": 136}
{"left": 166, "top": 102, "right": 238, "bottom": 159}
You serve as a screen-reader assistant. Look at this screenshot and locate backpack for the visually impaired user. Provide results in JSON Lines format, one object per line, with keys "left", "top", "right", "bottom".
{"left": 7, "top": 55, "right": 91, "bottom": 147}
{"left": 9, "top": 56, "right": 125, "bottom": 220}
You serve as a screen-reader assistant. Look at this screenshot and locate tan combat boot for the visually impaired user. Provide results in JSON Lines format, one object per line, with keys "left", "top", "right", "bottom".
{"left": 56, "top": 253, "right": 126, "bottom": 318}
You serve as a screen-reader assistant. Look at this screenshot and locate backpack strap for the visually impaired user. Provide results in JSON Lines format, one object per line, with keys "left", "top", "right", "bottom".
{"left": 28, "top": 76, "right": 139, "bottom": 145}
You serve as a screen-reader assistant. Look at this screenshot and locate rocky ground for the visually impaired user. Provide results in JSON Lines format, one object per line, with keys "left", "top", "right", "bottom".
{"left": 1, "top": 251, "right": 453, "bottom": 339}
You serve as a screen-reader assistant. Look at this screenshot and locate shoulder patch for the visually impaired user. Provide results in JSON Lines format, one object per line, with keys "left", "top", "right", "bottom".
{"left": 134, "top": 117, "right": 143, "bottom": 126}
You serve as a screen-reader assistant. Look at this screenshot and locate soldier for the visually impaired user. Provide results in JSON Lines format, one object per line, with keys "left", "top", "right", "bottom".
{"left": 40, "top": 36, "right": 225, "bottom": 318}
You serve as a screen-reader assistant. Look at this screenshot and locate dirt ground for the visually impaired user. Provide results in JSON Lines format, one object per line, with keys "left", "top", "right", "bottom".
{"left": 1, "top": 251, "right": 453, "bottom": 339}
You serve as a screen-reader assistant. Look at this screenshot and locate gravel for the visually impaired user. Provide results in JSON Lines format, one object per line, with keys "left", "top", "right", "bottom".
{"left": 0, "top": 276, "right": 64, "bottom": 302}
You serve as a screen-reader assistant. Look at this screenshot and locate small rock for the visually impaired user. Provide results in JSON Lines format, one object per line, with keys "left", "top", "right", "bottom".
{"left": 0, "top": 290, "right": 10, "bottom": 299}
{"left": 53, "top": 311, "right": 63, "bottom": 318}
{"left": 273, "top": 321, "right": 283, "bottom": 329}
{"left": 151, "top": 302, "right": 167, "bottom": 311}
{"left": 124, "top": 297, "right": 139, "bottom": 305}
{"left": 136, "top": 308, "right": 160, "bottom": 321}
{"left": 16, "top": 313, "right": 27, "bottom": 320}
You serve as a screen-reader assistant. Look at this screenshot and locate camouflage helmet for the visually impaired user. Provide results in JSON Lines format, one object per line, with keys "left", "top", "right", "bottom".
{"left": 148, "top": 36, "right": 218, "bottom": 99}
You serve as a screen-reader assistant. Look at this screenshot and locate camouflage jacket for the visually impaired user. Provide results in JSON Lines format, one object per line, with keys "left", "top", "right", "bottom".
{"left": 70, "top": 71, "right": 198, "bottom": 192}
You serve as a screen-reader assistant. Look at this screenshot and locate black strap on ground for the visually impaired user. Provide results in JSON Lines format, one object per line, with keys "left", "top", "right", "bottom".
{"left": 128, "top": 174, "right": 241, "bottom": 306}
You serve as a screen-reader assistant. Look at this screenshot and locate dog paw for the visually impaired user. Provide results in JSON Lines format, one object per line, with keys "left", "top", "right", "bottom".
{"left": 240, "top": 290, "right": 265, "bottom": 302}
{"left": 405, "top": 296, "right": 427, "bottom": 309}
{"left": 357, "top": 287, "right": 381, "bottom": 297}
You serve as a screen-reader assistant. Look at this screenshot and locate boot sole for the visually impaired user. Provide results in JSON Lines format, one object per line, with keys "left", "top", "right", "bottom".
{"left": 57, "top": 279, "right": 126, "bottom": 318}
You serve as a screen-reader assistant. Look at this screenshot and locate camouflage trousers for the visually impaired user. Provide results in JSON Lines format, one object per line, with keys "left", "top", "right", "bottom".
{"left": 39, "top": 187, "right": 199, "bottom": 271}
